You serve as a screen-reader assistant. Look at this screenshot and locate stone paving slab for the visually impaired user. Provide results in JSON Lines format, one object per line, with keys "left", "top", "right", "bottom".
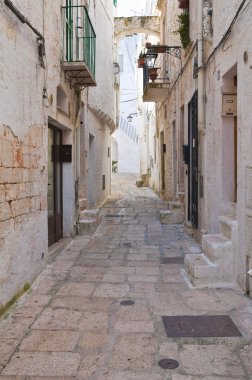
{"left": 2, "top": 352, "right": 80, "bottom": 377}
{"left": 1, "top": 174, "right": 252, "bottom": 379}
{"left": 50, "top": 296, "right": 113, "bottom": 311}
{"left": 109, "top": 335, "right": 157, "bottom": 370}
{"left": 78, "top": 331, "right": 108, "bottom": 348}
{"left": 19, "top": 330, "right": 79, "bottom": 351}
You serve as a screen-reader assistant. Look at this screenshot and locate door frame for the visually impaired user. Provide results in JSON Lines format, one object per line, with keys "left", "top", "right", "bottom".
{"left": 188, "top": 91, "right": 198, "bottom": 228}
{"left": 48, "top": 124, "right": 63, "bottom": 246}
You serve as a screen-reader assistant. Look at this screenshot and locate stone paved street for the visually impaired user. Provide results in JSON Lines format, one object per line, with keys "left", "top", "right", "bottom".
{"left": 0, "top": 174, "right": 252, "bottom": 379}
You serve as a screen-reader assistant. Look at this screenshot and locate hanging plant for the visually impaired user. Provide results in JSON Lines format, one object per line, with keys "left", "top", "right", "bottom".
{"left": 177, "top": 12, "right": 190, "bottom": 49}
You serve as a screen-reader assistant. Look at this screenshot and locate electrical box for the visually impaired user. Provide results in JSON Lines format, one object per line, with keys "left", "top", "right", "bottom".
{"left": 60, "top": 145, "right": 72, "bottom": 162}
{"left": 222, "top": 94, "right": 237, "bottom": 116}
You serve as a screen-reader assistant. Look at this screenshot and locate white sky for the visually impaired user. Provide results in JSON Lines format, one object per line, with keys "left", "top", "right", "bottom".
{"left": 116, "top": 0, "right": 147, "bottom": 17}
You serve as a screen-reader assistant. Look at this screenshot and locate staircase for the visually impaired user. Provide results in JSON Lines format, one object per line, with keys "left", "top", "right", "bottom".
{"left": 184, "top": 216, "right": 237, "bottom": 288}
{"left": 78, "top": 198, "right": 102, "bottom": 235}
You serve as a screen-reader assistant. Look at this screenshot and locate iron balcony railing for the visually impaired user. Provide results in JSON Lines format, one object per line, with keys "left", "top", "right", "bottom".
{"left": 62, "top": 5, "right": 96, "bottom": 78}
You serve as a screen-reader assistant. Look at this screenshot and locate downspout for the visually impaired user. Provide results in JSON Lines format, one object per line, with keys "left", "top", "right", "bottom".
{"left": 197, "top": 0, "right": 204, "bottom": 134}
{"left": 197, "top": 0, "right": 207, "bottom": 235}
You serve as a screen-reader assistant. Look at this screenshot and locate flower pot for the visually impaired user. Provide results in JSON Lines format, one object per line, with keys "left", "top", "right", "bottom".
{"left": 178, "top": 0, "right": 189, "bottom": 9}
{"left": 138, "top": 58, "right": 145, "bottom": 68}
{"left": 148, "top": 68, "right": 158, "bottom": 82}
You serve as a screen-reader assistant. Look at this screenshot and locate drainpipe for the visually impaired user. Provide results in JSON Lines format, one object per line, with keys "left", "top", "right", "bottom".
{"left": 197, "top": 0, "right": 204, "bottom": 133}
{"left": 197, "top": 0, "right": 207, "bottom": 236}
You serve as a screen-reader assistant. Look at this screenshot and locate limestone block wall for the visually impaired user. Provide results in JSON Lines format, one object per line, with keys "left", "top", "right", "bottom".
{"left": 0, "top": 125, "right": 47, "bottom": 306}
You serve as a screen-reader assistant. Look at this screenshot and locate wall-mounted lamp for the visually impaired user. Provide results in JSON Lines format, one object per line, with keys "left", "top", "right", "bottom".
{"left": 144, "top": 52, "right": 158, "bottom": 69}
{"left": 127, "top": 113, "right": 138, "bottom": 122}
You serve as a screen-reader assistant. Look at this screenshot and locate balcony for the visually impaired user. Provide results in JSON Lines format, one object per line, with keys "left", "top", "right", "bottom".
{"left": 62, "top": 5, "right": 96, "bottom": 88}
{"left": 142, "top": 63, "right": 169, "bottom": 103}
{"left": 140, "top": 44, "right": 181, "bottom": 103}
{"left": 143, "top": 81, "right": 169, "bottom": 102}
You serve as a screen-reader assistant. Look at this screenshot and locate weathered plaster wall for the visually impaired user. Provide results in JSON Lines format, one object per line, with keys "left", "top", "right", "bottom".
{"left": 0, "top": 0, "right": 116, "bottom": 307}
{"left": 0, "top": 1, "right": 48, "bottom": 306}
{"left": 83, "top": 0, "right": 115, "bottom": 207}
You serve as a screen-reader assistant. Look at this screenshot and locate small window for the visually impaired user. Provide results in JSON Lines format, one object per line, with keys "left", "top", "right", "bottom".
{"left": 102, "top": 175, "right": 105, "bottom": 190}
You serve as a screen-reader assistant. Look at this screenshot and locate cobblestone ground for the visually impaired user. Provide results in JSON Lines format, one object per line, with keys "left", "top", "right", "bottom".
{"left": 1, "top": 174, "right": 252, "bottom": 379}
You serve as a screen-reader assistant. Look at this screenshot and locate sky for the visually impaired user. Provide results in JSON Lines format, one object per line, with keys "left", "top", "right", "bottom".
{"left": 116, "top": 0, "right": 147, "bottom": 17}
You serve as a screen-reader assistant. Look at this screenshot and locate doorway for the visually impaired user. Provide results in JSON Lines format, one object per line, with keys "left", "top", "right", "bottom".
{"left": 160, "top": 131, "right": 165, "bottom": 192}
{"left": 87, "top": 133, "right": 95, "bottom": 207}
{"left": 48, "top": 125, "right": 63, "bottom": 246}
{"left": 188, "top": 91, "right": 198, "bottom": 228}
{"left": 172, "top": 121, "right": 177, "bottom": 197}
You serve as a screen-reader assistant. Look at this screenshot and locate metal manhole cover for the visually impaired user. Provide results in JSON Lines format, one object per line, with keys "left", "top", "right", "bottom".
{"left": 160, "top": 257, "right": 184, "bottom": 264}
{"left": 158, "top": 359, "right": 179, "bottom": 369}
{"left": 162, "top": 315, "right": 241, "bottom": 337}
{"left": 120, "top": 300, "right": 135, "bottom": 306}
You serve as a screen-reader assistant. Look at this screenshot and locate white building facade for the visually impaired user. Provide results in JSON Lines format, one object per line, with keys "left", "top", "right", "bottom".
{"left": 0, "top": 0, "right": 116, "bottom": 308}
{"left": 147, "top": 0, "right": 252, "bottom": 293}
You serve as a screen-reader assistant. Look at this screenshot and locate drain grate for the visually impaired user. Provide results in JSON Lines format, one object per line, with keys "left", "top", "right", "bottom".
{"left": 162, "top": 315, "right": 241, "bottom": 337}
{"left": 105, "top": 214, "right": 121, "bottom": 217}
{"left": 158, "top": 359, "right": 179, "bottom": 369}
{"left": 160, "top": 257, "right": 184, "bottom": 264}
{"left": 120, "top": 300, "right": 135, "bottom": 306}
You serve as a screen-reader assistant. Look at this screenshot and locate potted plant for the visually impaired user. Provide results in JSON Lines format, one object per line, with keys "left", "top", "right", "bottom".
{"left": 138, "top": 52, "right": 145, "bottom": 68}
{"left": 148, "top": 67, "right": 159, "bottom": 82}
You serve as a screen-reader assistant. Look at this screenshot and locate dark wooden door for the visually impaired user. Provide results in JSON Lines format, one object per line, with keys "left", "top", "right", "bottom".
{"left": 48, "top": 126, "right": 63, "bottom": 246}
{"left": 188, "top": 91, "right": 198, "bottom": 228}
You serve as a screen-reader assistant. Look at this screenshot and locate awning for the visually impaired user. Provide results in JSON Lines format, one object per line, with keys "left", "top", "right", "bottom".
{"left": 88, "top": 106, "right": 116, "bottom": 134}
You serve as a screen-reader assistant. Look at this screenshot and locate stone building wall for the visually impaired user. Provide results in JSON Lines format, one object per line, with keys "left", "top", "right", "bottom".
{"left": 158, "top": 0, "right": 252, "bottom": 292}
{"left": 0, "top": 0, "right": 115, "bottom": 307}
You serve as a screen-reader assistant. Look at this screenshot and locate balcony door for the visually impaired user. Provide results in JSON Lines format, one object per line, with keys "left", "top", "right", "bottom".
{"left": 48, "top": 125, "right": 63, "bottom": 246}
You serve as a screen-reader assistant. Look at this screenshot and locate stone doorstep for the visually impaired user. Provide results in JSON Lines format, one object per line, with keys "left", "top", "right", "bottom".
{"left": 219, "top": 215, "right": 237, "bottom": 241}
{"left": 184, "top": 253, "right": 235, "bottom": 288}
{"left": 202, "top": 234, "right": 232, "bottom": 262}
{"left": 184, "top": 253, "right": 218, "bottom": 287}
{"left": 78, "top": 218, "right": 99, "bottom": 236}
{"left": 80, "top": 209, "right": 100, "bottom": 220}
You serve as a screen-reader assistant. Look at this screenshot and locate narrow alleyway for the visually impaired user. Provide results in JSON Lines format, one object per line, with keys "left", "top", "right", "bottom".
{"left": 0, "top": 174, "right": 252, "bottom": 379}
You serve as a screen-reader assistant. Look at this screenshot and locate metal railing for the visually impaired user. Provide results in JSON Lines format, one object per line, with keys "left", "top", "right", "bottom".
{"left": 62, "top": 5, "right": 96, "bottom": 78}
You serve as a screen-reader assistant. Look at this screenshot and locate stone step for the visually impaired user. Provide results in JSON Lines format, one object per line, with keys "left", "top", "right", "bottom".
{"left": 78, "top": 198, "right": 87, "bottom": 211}
{"left": 78, "top": 218, "right": 98, "bottom": 236}
{"left": 202, "top": 234, "right": 232, "bottom": 262}
{"left": 184, "top": 253, "right": 218, "bottom": 286}
{"left": 136, "top": 180, "right": 145, "bottom": 187}
{"left": 219, "top": 216, "right": 237, "bottom": 241}
{"left": 80, "top": 209, "right": 100, "bottom": 220}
